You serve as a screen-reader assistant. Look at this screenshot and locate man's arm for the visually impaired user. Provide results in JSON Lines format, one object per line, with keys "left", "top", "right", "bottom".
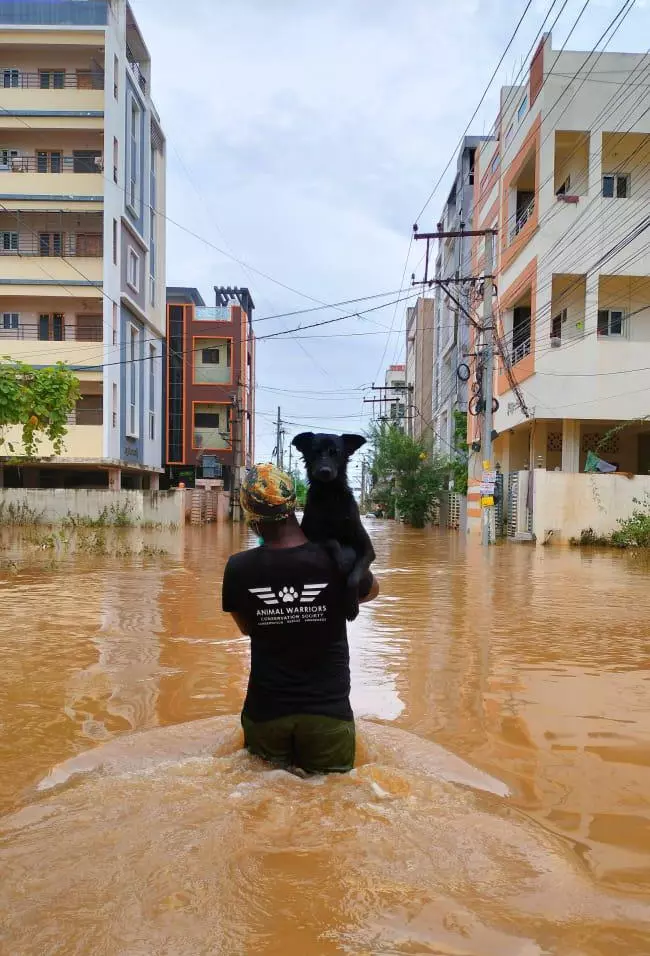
{"left": 222, "top": 557, "right": 251, "bottom": 635}
{"left": 359, "top": 573, "right": 379, "bottom": 605}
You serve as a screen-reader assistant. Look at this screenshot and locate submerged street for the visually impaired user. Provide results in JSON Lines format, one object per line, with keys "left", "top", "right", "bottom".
{"left": 1, "top": 522, "right": 650, "bottom": 954}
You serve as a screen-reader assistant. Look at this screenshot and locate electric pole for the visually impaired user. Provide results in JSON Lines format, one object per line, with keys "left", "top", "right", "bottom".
{"left": 360, "top": 457, "right": 367, "bottom": 512}
{"left": 275, "top": 407, "right": 284, "bottom": 469}
{"left": 481, "top": 231, "right": 495, "bottom": 547}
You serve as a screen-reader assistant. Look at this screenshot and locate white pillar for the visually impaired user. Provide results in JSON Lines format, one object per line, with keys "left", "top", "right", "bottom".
{"left": 583, "top": 271, "right": 599, "bottom": 337}
{"left": 149, "top": 473, "right": 160, "bottom": 491}
{"left": 531, "top": 422, "right": 548, "bottom": 470}
{"left": 562, "top": 420, "right": 581, "bottom": 472}
{"left": 108, "top": 467, "right": 121, "bottom": 491}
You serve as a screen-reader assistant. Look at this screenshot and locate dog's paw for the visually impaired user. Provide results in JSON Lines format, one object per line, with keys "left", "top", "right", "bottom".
{"left": 279, "top": 586, "right": 298, "bottom": 604}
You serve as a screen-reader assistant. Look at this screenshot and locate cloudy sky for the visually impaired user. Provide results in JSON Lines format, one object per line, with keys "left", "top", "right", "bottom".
{"left": 131, "top": 0, "right": 647, "bottom": 484}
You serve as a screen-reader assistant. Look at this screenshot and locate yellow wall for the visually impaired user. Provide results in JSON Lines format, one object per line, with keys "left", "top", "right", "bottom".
{"left": 2, "top": 423, "right": 103, "bottom": 460}
{"left": 0, "top": 172, "right": 103, "bottom": 199}
{"left": 1, "top": 339, "right": 104, "bottom": 367}
{"left": 0, "top": 257, "right": 102, "bottom": 285}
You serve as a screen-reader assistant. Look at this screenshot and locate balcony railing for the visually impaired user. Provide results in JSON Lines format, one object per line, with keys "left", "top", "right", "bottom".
{"left": 195, "top": 306, "right": 230, "bottom": 321}
{"left": 0, "top": 235, "right": 103, "bottom": 257}
{"left": 511, "top": 337, "right": 532, "bottom": 365}
{"left": 510, "top": 197, "right": 535, "bottom": 242}
{"left": 0, "top": 155, "right": 103, "bottom": 173}
{"left": 0, "top": 323, "right": 103, "bottom": 342}
{"left": 0, "top": 1, "right": 108, "bottom": 27}
{"left": 1, "top": 70, "right": 104, "bottom": 90}
{"left": 126, "top": 47, "right": 147, "bottom": 94}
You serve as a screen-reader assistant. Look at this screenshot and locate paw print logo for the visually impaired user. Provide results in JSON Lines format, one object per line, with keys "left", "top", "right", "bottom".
{"left": 280, "top": 587, "right": 298, "bottom": 604}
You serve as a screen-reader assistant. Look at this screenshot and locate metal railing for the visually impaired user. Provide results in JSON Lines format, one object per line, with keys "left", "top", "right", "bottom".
{"left": 1, "top": 70, "right": 104, "bottom": 90}
{"left": 0, "top": 155, "right": 103, "bottom": 173}
{"left": 510, "top": 196, "right": 535, "bottom": 242}
{"left": 0, "top": 235, "right": 103, "bottom": 256}
{"left": 511, "top": 337, "right": 532, "bottom": 365}
{"left": 0, "top": 323, "right": 103, "bottom": 341}
{"left": 126, "top": 48, "right": 147, "bottom": 94}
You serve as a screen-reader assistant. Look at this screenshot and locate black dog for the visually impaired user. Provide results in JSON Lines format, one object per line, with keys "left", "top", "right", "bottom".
{"left": 291, "top": 432, "right": 375, "bottom": 621}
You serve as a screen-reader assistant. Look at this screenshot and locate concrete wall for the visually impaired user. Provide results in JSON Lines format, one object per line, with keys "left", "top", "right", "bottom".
{"left": 0, "top": 488, "right": 184, "bottom": 525}
{"left": 530, "top": 469, "right": 650, "bottom": 542}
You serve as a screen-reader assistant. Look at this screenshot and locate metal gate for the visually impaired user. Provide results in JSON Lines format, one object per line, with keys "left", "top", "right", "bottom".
{"left": 507, "top": 472, "right": 518, "bottom": 537}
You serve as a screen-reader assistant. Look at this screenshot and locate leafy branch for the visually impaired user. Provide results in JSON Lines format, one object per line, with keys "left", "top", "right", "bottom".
{"left": 0, "top": 359, "right": 80, "bottom": 458}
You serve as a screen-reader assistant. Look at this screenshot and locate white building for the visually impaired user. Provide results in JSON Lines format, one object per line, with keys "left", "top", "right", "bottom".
{"left": 468, "top": 33, "right": 650, "bottom": 537}
{"left": 0, "top": 0, "right": 166, "bottom": 490}
{"left": 432, "top": 136, "right": 488, "bottom": 453}
{"left": 380, "top": 363, "right": 408, "bottom": 430}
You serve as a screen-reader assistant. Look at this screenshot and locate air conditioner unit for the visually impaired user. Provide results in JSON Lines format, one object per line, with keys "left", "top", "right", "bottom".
{"left": 550, "top": 336, "right": 561, "bottom": 348}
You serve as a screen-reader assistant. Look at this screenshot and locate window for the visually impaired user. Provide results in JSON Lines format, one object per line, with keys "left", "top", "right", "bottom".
{"left": 39, "top": 70, "right": 65, "bottom": 89}
{"left": 193, "top": 403, "right": 231, "bottom": 449}
{"left": 556, "top": 175, "right": 571, "bottom": 197}
{"left": 551, "top": 309, "right": 566, "bottom": 342}
{"left": 37, "top": 150, "right": 62, "bottom": 173}
{"left": 128, "top": 95, "right": 141, "bottom": 211}
{"left": 39, "top": 232, "right": 63, "bottom": 256}
{"left": 113, "top": 137, "right": 119, "bottom": 183}
{"left": 1, "top": 231, "right": 18, "bottom": 252}
{"left": 2, "top": 312, "right": 19, "bottom": 330}
{"left": 505, "top": 124, "right": 514, "bottom": 147}
{"left": 517, "top": 96, "right": 528, "bottom": 123}
{"left": 112, "top": 218, "right": 118, "bottom": 265}
{"left": 148, "top": 344, "right": 156, "bottom": 440}
{"left": 112, "top": 382, "right": 118, "bottom": 428}
{"left": 194, "top": 338, "right": 232, "bottom": 384}
{"left": 602, "top": 174, "right": 629, "bottom": 199}
{"left": 112, "top": 302, "right": 118, "bottom": 346}
{"left": 3, "top": 69, "right": 19, "bottom": 89}
{"left": 127, "top": 247, "right": 140, "bottom": 292}
{"left": 127, "top": 324, "right": 140, "bottom": 436}
{"left": 0, "top": 148, "right": 19, "bottom": 168}
{"left": 598, "top": 309, "right": 626, "bottom": 337}
{"left": 491, "top": 152, "right": 499, "bottom": 175}
{"left": 38, "top": 313, "right": 64, "bottom": 341}
{"left": 72, "top": 149, "right": 102, "bottom": 173}
{"left": 113, "top": 54, "right": 119, "bottom": 100}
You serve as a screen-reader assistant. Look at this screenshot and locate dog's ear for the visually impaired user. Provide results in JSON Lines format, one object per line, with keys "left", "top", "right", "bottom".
{"left": 342, "top": 434, "right": 366, "bottom": 458}
{"left": 292, "top": 432, "right": 315, "bottom": 455}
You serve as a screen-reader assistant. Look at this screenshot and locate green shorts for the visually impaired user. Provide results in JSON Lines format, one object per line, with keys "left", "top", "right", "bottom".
{"left": 241, "top": 712, "right": 355, "bottom": 774}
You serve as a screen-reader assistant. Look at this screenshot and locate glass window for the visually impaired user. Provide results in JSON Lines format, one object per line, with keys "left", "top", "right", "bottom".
{"left": 127, "top": 248, "right": 139, "bottom": 291}
{"left": 2, "top": 312, "right": 19, "bottom": 330}
{"left": 598, "top": 309, "right": 626, "bottom": 336}
{"left": 3, "top": 69, "right": 19, "bottom": 88}
{"left": 1, "top": 231, "right": 18, "bottom": 252}
{"left": 517, "top": 97, "right": 528, "bottom": 123}
{"left": 603, "top": 174, "right": 629, "bottom": 198}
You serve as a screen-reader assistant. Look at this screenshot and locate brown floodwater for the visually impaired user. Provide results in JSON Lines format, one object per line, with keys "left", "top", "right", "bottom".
{"left": 1, "top": 521, "right": 650, "bottom": 955}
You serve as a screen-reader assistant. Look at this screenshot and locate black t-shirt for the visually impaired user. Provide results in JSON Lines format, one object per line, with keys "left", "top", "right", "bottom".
{"left": 222, "top": 542, "right": 371, "bottom": 722}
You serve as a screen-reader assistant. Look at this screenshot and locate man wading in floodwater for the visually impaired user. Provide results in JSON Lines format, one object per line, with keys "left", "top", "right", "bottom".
{"left": 222, "top": 464, "right": 379, "bottom": 774}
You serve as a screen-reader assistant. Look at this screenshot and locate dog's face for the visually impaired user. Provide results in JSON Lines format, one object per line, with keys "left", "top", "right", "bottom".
{"left": 292, "top": 432, "right": 366, "bottom": 484}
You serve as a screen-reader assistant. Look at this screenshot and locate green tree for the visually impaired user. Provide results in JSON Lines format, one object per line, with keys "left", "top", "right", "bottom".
{"left": 449, "top": 410, "right": 469, "bottom": 496}
{"left": 290, "top": 469, "right": 308, "bottom": 508}
{"left": 369, "top": 423, "right": 448, "bottom": 528}
{"left": 0, "top": 360, "right": 80, "bottom": 458}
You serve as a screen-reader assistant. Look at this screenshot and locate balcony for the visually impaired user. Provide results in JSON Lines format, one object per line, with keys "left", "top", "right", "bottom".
{"left": 195, "top": 306, "right": 230, "bottom": 321}
{"left": 0, "top": 65, "right": 105, "bottom": 115}
{"left": 1, "top": 153, "right": 103, "bottom": 173}
{"left": 126, "top": 46, "right": 148, "bottom": 95}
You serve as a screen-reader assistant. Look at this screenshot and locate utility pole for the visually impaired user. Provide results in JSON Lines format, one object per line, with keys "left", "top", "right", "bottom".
{"left": 229, "top": 382, "right": 244, "bottom": 523}
{"left": 360, "top": 457, "right": 367, "bottom": 512}
{"left": 481, "top": 230, "right": 495, "bottom": 547}
{"left": 275, "top": 407, "right": 282, "bottom": 469}
{"left": 288, "top": 441, "right": 292, "bottom": 475}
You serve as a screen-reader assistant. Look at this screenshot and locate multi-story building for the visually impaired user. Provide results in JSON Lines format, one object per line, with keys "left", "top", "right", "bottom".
{"left": 432, "top": 136, "right": 487, "bottom": 453}
{"left": 165, "top": 287, "right": 255, "bottom": 491}
{"left": 404, "top": 297, "right": 434, "bottom": 442}
{"left": 0, "top": 0, "right": 166, "bottom": 490}
{"left": 467, "top": 33, "right": 650, "bottom": 536}
{"left": 380, "top": 363, "right": 408, "bottom": 430}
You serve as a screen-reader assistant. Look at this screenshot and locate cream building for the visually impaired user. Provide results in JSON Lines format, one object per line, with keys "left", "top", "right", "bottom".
{"left": 468, "top": 33, "right": 650, "bottom": 537}
{"left": 0, "top": 0, "right": 166, "bottom": 490}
